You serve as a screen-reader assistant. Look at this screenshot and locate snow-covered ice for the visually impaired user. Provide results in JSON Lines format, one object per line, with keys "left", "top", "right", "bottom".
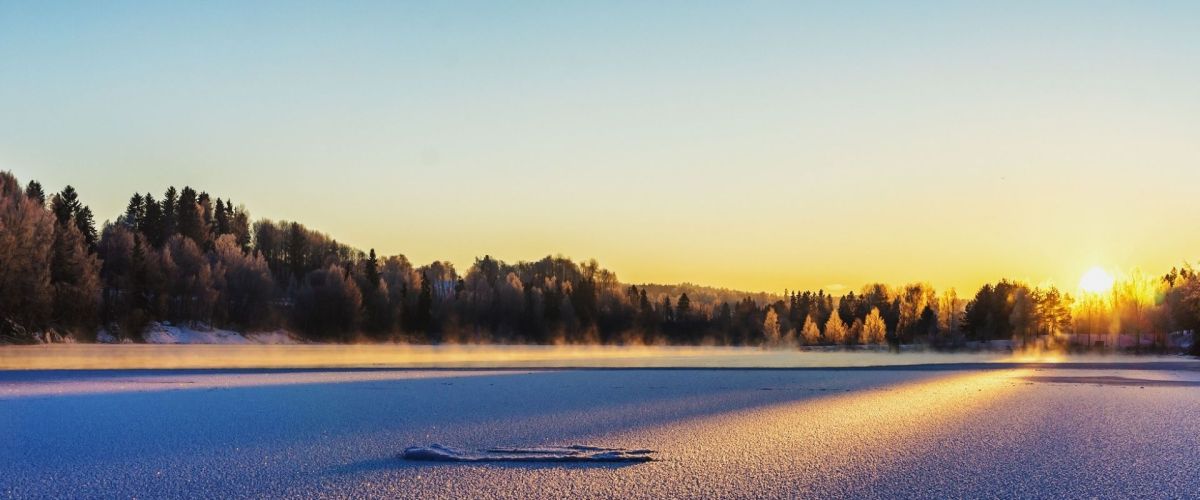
{"left": 1, "top": 355, "right": 1199, "bottom": 498}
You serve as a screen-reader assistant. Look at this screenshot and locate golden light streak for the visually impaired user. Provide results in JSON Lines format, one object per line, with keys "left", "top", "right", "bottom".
{"left": 0, "top": 345, "right": 1042, "bottom": 370}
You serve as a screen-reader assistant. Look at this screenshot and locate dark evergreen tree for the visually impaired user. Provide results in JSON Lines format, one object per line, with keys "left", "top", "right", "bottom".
{"left": 677, "top": 293, "right": 691, "bottom": 319}
{"left": 50, "top": 186, "right": 80, "bottom": 227}
{"left": 198, "top": 192, "right": 213, "bottom": 232}
{"left": 365, "top": 249, "right": 380, "bottom": 286}
{"left": 214, "top": 198, "right": 230, "bottom": 235}
{"left": 24, "top": 180, "right": 45, "bottom": 206}
{"left": 50, "top": 220, "right": 101, "bottom": 336}
{"left": 75, "top": 205, "right": 98, "bottom": 251}
{"left": 361, "top": 248, "right": 391, "bottom": 335}
{"left": 230, "top": 203, "right": 251, "bottom": 251}
{"left": 287, "top": 222, "right": 306, "bottom": 282}
{"left": 176, "top": 186, "right": 204, "bottom": 245}
{"left": 416, "top": 272, "right": 434, "bottom": 337}
{"left": 160, "top": 186, "right": 178, "bottom": 237}
{"left": 141, "top": 193, "right": 164, "bottom": 247}
{"left": 123, "top": 193, "right": 144, "bottom": 230}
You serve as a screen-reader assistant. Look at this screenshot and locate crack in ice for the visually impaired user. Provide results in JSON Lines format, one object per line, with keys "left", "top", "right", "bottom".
{"left": 400, "top": 444, "right": 655, "bottom": 463}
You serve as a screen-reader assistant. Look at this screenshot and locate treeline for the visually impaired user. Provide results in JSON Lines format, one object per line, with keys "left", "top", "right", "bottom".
{"left": 1, "top": 171, "right": 1198, "bottom": 353}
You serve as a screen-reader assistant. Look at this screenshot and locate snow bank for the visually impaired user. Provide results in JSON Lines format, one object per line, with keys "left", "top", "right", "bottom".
{"left": 401, "top": 444, "right": 655, "bottom": 463}
{"left": 140, "top": 323, "right": 301, "bottom": 345}
{"left": 95, "top": 329, "right": 118, "bottom": 344}
{"left": 142, "top": 323, "right": 250, "bottom": 344}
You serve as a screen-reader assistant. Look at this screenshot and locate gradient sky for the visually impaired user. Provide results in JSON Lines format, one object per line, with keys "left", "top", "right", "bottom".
{"left": 2, "top": 1, "right": 1198, "bottom": 294}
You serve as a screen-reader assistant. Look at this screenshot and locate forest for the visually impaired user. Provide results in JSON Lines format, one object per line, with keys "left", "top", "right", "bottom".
{"left": 2, "top": 171, "right": 1199, "bottom": 353}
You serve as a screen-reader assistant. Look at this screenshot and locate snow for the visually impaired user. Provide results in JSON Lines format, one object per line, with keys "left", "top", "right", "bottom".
{"left": 2, "top": 359, "right": 1199, "bottom": 498}
{"left": 140, "top": 322, "right": 299, "bottom": 345}
{"left": 142, "top": 322, "right": 251, "bottom": 344}
{"left": 95, "top": 328, "right": 117, "bottom": 344}
{"left": 402, "top": 444, "right": 655, "bottom": 462}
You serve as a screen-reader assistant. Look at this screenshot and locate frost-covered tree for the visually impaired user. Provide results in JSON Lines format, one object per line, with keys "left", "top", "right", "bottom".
{"left": 824, "top": 308, "right": 847, "bottom": 345}
{"left": 934, "top": 287, "right": 963, "bottom": 339}
{"left": 896, "top": 282, "right": 935, "bottom": 342}
{"left": 863, "top": 307, "right": 887, "bottom": 345}
{"left": 211, "top": 235, "right": 274, "bottom": 329}
{"left": 0, "top": 172, "right": 55, "bottom": 336}
{"left": 762, "top": 307, "right": 781, "bottom": 346}
{"left": 294, "top": 263, "right": 363, "bottom": 341}
{"left": 800, "top": 314, "right": 821, "bottom": 345}
{"left": 162, "top": 235, "right": 217, "bottom": 325}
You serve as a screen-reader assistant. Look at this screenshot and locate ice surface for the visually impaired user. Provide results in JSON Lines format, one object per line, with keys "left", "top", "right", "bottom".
{"left": 3, "top": 364, "right": 1200, "bottom": 498}
{"left": 402, "top": 444, "right": 655, "bottom": 462}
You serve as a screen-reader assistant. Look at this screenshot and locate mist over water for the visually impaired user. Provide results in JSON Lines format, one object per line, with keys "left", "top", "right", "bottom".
{"left": 0, "top": 344, "right": 1186, "bottom": 370}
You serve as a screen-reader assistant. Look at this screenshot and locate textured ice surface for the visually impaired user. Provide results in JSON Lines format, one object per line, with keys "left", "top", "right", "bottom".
{"left": 402, "top": 444, "right": 655, "bottom": 462}
{"left": 3, "top": 364, "right": 1200, "bottom": 498}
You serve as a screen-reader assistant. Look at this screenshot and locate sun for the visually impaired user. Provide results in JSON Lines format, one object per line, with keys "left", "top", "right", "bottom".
{"left": 1079, "top": 267, "right": 1114, "bottom": 294}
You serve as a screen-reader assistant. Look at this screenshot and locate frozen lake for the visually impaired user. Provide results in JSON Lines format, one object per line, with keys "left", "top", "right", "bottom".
{"left": 2, "top": 350, "right": 1199, "bottom": 498}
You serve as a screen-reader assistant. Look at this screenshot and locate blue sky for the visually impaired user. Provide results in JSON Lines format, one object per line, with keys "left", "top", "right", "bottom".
{"left": 2, "top": 1, "right": 1198, "bottom": 292}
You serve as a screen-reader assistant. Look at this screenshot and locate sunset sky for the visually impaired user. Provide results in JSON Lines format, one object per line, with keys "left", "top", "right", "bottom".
{"left": 2, "top": 1, "right": 1197, "bottom": 294}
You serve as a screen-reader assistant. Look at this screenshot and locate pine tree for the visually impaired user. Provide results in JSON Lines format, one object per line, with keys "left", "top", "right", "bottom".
{"left": 176, "top": 186, "right": 204, "bottom": 245}
{"left": 48, "top": 186, "right": 97, "bottom": 251}
{"left": 50, "top": 187, "right": 79, "bottom": 227}
{"left": 141, "top": 193, "right": 164, "bottom": 247}
{"left": 24, "top": 180, "right": 45, "bottom": 206}
{"left": 214, "top": 198, "right": 230, "bottom": 235}
{"left": 287, "top": 222, "right": 306, "bottom": 281}
{"left": 361, "top": 248, "right": 390, "bottom": 335}
{"left": 365, "top": 249, "right": 380, "bottom": 286}
{"left": 75, "top": 205, "right": 97, "bottom": 251}
{"left": 124, "top": 193, "right": 144, "bottom": 230}
{"left": 160, "top": 186, "right": 178, "bottom": 237}
{"left": 677, "top": 293, "right": 691, "bottom": 319}
{"left": 231, "top": 204, "right": 251, "bottom": 251}
{"left": 126, "top": 233, "right": 151, "bottom": 338}
{"left": 50, "top": 221, "right": 101, "bottom": 336}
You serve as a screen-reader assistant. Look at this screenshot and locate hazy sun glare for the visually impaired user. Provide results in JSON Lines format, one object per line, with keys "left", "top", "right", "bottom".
{"left": 1079, "top": 267, "right": 1115, "bottom": 294}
